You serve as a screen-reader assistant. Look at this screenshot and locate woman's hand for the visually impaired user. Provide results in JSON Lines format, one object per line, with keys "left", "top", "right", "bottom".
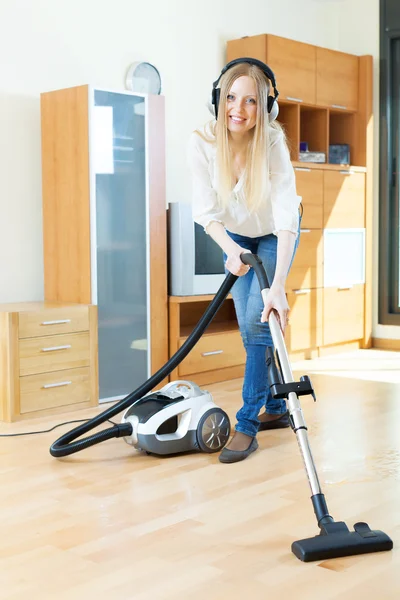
{"left": 261, "top": 283, "right": 290, "bottom": 333}
{"left": 225, "top": 248, "right": 251, "bottom": 277}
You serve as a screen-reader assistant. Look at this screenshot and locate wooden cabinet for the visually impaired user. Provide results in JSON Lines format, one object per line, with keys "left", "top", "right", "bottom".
{"left": 294, "top": 167, "right": 324, "bottom": 228}
{"left": 40, "top": 86, "right": 168, "bottom": 402}
{"left": 227, "top": 34, "right": 316, "bottom": 105}
{"left": 316, "top": 47, "right": 359, "bottom": 111}
{"left": 0, "top": 302, "right": 98, "bottom": 422}
{"left": 169, "top": 295, "right": 245, "bottom": 385}
{"left": 323, "top": 170, "right": 365, "bottom": 228}
{"left": 323, "top": 285, "right": 365, "bottom": 345}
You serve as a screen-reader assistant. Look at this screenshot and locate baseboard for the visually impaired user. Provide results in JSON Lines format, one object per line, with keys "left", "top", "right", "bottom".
{"left": 372, "top": 337, "right": 400, "bottom": 350}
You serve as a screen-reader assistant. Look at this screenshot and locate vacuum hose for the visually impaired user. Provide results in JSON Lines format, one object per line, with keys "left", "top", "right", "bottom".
{"left": 50, "top": 271, "right": 240, "bottom": 457}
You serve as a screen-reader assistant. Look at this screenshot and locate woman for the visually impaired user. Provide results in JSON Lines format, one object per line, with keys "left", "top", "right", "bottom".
{"left": 187, "top": 58, "right": 302, "bottom": 463}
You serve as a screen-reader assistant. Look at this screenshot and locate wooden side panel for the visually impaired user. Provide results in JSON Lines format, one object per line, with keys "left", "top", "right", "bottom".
{"left": 147, "top": 94, "right": 168, "bottom": 378}
{"left": 0, "top": 312, "right": 19, "bottom": 422}
{"left": 359, "top": 56, "right": 373, "bottom": 348}
{"left": 41, "top": 85, "right": 91, "bottom": 304}
{"left": 0, "top": 312, "right": 11, "bottom": 421}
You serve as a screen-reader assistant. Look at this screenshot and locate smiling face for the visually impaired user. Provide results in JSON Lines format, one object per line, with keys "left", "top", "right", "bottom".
{"left": 225, "top": 75, "right": 258, "bottom": 136}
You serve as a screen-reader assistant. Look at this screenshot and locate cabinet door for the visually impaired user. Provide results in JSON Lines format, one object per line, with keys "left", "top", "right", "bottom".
{"left": 286, "top": 229, "right": 323, "bottom": 291}
{"left": 286, "top": 289, "right": 323, "bottom": 352}
{"left": 323, "top": 285, "right": 364, "bottom": 345}
{"left": 226, "top": 34, "right": 316, "bottom": 105}
{"left": 323, "top": 170, "right": 365, "bottom": 228}
{"left": 316, "top": 48, "right": 359, "bottom": 111}
{"left": 294, "top": 167, "right": 323, "bottom": 228}
{"left": 267, "top": 35, "right": 316, "bottom": 105}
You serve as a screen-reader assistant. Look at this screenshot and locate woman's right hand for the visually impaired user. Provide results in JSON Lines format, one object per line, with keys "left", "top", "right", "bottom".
{"left": 225, "top": 247, "right": 251, "bottom": 276}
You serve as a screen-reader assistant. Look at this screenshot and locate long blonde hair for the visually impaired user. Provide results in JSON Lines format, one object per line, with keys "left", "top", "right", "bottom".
{"left": 196, "top": 62, "right": 285, "bottom": 212}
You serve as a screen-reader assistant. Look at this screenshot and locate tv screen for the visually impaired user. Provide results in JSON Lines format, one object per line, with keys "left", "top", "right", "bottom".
{"left": 194, "top": 223, "right": 225, "bottom": 275}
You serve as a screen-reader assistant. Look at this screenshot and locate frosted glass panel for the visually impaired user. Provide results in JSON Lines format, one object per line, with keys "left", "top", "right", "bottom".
{"left": 324, "top": 229, "right": 365, "bottom": 287}
{"left": 94, "top": 90, "right": 148, "bottom": 401}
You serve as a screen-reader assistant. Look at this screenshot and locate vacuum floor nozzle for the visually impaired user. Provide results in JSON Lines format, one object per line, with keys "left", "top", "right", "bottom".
{"left": 292, "top": 521, "right": 393, "bottom": 562}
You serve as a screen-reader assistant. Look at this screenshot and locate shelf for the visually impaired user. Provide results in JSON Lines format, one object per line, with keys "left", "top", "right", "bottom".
{"left": 300, "top": 106, "right": 328, "bottom": 157}
{"left": 180, "top": 320, "right": 239, "bottom": 339}
{"left": 169, "top": 294, "right": 233, "bottom": 303}
{"left": 292, "top": 161, "right": 366, "bottom": 172}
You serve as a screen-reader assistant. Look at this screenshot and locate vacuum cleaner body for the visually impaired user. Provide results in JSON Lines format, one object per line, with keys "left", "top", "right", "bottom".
{"left": 121, "top": 380, "right": 231, "bottom": 455}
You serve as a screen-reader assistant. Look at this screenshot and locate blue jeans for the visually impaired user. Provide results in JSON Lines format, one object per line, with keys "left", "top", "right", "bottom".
{"left": 224, "top": 226, "right": 300, "bottom": 438}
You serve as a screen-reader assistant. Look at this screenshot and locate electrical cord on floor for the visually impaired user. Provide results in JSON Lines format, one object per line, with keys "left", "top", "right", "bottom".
{"left": 0, "top": 418, "right": 118, "bottom": 437}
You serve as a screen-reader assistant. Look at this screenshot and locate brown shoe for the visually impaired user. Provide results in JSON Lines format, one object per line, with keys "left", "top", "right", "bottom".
{"left": 258, "top": 411, "right": 290, "bottom": 431}
{"left": 218, "top": 437, "right": 258, "bottom": 463}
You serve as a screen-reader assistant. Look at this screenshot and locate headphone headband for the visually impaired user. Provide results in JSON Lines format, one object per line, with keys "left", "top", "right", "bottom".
{"left": 211, "top": 57, "right": 279, "bottom": 121}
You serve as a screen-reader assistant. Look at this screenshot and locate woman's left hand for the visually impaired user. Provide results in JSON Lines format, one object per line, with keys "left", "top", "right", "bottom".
{"left": 260, "top": 283, "right": 290, "bottom": 333}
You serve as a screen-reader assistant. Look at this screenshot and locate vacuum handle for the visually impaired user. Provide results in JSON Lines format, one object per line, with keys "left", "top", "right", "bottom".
{"left": 240, "top": 253, "right": 270, "bottom": 290}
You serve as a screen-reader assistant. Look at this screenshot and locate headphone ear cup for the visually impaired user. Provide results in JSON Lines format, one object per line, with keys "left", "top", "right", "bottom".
{"left": 212, "top": 88, "right": 220, "bottom": 119}
{"left": 268, "top": 98, "right": 279, "bottom": 122}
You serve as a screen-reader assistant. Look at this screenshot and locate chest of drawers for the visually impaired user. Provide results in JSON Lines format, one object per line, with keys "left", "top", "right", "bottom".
{"left": 0, "top": 302, "right": 98, "bottom": 421}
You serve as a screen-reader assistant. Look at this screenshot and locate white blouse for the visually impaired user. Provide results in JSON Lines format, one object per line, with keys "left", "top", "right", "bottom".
{"left": 187, "top": 125, "right": 302, "bottom": 239}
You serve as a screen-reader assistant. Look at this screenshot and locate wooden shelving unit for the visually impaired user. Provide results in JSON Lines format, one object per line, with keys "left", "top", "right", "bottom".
{"left": 167, "top": 33, "right": 373, "bottom": 384}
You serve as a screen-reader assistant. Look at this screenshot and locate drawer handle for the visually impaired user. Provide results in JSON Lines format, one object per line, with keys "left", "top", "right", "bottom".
{"left": 286, "top": 96, "right": 303, "bottom": 103}
{"left": 338, "top": 286, "right": 353, "bottom": 290}
{"left": 294, "top": 289, "right": 311, "bottom": 295}
{"left": 201, "top": 350, "right": 223, "bottom": 357}
{"left": 41, "top": 319, "right": 72, "bottom": 325}
{"left": 41, "top": 345, "right": 72, "bottom": 352}
{"left": 42, "top": 381, "right": 72, "bottom": 389}
{"left": 331, "top": 104, "right": 347, "bottom": 110}
{"left": 295, "top": 167, "right": 311, "bottom": 172}
{"left": 300, "top": 229, "right": 311, "bottom": 233}
{"left": 339, "top": 170, "right": 355, "bottom": 175}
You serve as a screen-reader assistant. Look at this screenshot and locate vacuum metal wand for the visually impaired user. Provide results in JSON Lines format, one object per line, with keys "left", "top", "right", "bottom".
{"left": 263, "top": 290, "right": 322, "bottom": 497}
{"left": 241, "top": 252, "right": 393, "bottom": 562}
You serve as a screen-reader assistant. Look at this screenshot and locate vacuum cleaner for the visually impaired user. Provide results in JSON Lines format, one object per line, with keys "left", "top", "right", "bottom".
{"left": 121, "top": 380, "right": 230, "bottom": 455}
{"left": 50, "top": 253, "right": 393, "bottom": 562}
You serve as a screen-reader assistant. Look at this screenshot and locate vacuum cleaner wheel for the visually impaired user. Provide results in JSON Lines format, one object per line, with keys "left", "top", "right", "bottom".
{"left": 196, "top": 408, "right": 230, "bottom": 453}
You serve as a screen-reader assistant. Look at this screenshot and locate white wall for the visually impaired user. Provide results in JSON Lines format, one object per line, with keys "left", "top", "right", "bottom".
{"left": 1, "top": 0, "right": 393, "bottom": 341}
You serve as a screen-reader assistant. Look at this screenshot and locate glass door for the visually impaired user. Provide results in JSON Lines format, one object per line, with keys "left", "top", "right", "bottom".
{"left": 92, "top": 90, "right": 148, "bottom": 401}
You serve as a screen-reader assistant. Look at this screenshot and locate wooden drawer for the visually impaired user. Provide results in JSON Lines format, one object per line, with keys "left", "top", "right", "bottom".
{"left": 287, "top": 229, "right": 323, "bottom": 291}
{"left": 286, "top": 289, "right": 323, "bottom": 352}
{"left": 19, "top": 332, "right": 90, "bottom": 377}
{"left": 294, "top": 167, "right": 323, "bottom": 229}
{"left": 316, "top": 48, "right": 359, "bottom": 111}
{"left": 324, "top": 170, "right": 365, "bottom": 228}
{"left": 323, "top": 285, "right": 364, "bottom": 346}
{"left": 19, "top": 367, "right": 90, "bottom": 414}
{"left": 19, "top": 305, "right": 89, "bottom": 339}
{"left": 178, "top": 330, "right": 245, "bottom": 376}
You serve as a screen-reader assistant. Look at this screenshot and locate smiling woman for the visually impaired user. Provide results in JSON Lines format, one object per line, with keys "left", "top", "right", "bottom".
{"left": 187, "top": 58, "right": 302, "bottom": 463}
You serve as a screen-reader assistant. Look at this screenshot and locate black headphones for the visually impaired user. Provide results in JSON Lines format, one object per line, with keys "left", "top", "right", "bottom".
{"left": 211, "top": 57, "right": 279, "bottom": 121}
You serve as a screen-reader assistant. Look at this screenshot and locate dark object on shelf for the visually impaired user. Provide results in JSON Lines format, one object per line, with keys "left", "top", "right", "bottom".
{"left": 300, "top": 141, "right": 309, "bottom": 152}
{"left": 299, "top": 151, "right": 326, "bottom": 163}
{"left": 329, "top": 144, "right": 350, "bottom": 164}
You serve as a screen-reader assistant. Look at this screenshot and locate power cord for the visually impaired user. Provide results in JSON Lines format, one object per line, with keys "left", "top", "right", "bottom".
{"left": 0, "top": 418, "right": 118, "bottom": 437}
